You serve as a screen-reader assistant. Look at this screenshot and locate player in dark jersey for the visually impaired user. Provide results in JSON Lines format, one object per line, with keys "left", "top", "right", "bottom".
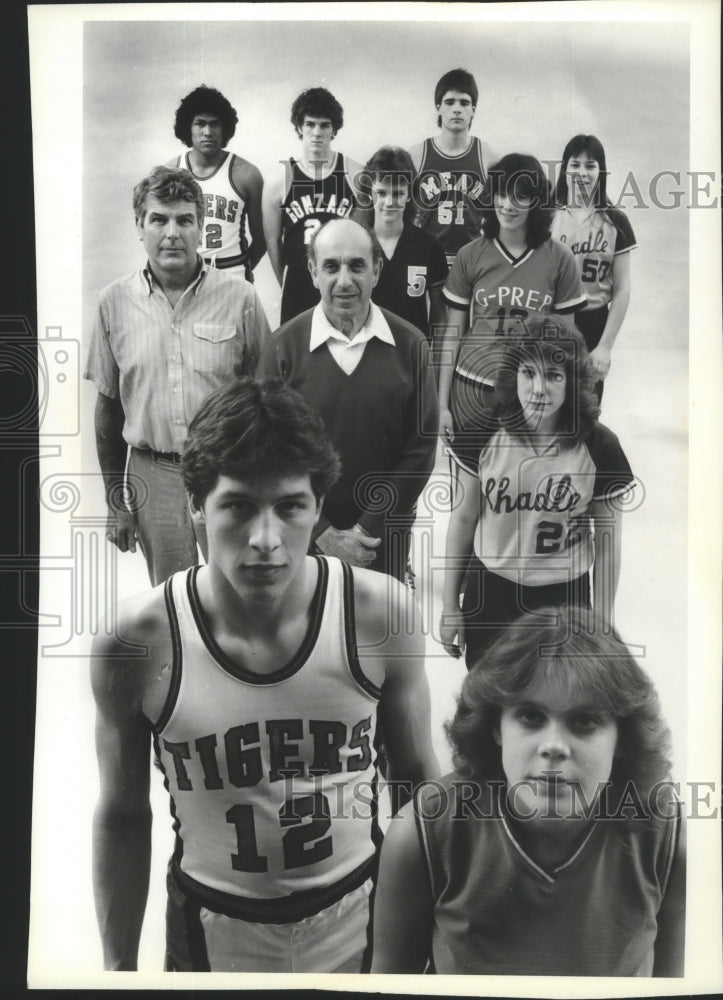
{"left": 372, "top": 607, "right": 686, "bottom": 976}
{"left": 357, "top": 146, "right": 448, "bottom": 348}
{"left": 91, "top": 377, "right": 438, "bottom": 973}
{"left": 166, "top": 85, "right": 265, "bottom": 280}
{"left": 552, "top": 134, "right": 637, "bottom": 401}
{"left": 263, "top": 88, "right": 362, "bottom": 324}
{"left": 439, "top": 315, "right": 633, "bottom": 667}
{"left": 409, "top": 69, "right": 497, "bottom": 266}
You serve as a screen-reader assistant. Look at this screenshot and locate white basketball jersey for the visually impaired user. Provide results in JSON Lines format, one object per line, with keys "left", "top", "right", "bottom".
{"left": 155, "top": 557, "right": 381, "bottom": 921}
{"left": 176, "top": 150, "right": 249, "bottom": 265}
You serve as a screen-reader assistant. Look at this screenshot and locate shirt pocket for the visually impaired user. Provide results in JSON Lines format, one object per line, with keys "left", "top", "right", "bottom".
{"left": 192, "top": 323, "right": 238, "bottom": 374}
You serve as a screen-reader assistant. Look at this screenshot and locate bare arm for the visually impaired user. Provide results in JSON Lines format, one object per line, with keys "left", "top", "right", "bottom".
{"left": 592, "top": 497, "right": 623, "bottom": 625}
{"left": 355, "top": 572, "right": 439, "bottom": 811}
{"left": 232, "top": 158, "right": 266, "bottom": 271}
{"left": 440, "top": 466, "right": 479, "bottom": 658}
{"left": 370, "top": 802, "right": 434, "bottom": 972}
{"left": 589, "top": 251, "right": 632, "bottom": 380}
{"left": 437, "top": 305, "right": 469, "bottom": 438}
{"left": 91, "top": 631, "right": 153, "bottom": 970}
{"left": 94, "top": 392, "right": 136, "bottom": 553}
{"left": 653, "top": 813, "right": 686, "bottom": 976}
{"left": 261, "top": 165, "right": 288, "bottom": 285}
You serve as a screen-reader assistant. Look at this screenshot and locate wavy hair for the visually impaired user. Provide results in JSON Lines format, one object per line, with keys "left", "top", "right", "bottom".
{"left": 445, "top": 606, "right": 673, "bottom": 819}
{"left": 490, "top": 313, "right": 600, "bottom": 443}
{"left": 132, "top": 165, "right": 205, "bottom": 227}
{"left": 290, "top": 87, "right": 344, "bottom": 137}
{"left": 480, "top": 153, "right": 554, "bottom": 249}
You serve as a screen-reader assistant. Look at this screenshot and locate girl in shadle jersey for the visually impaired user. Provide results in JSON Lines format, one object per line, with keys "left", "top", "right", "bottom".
{"left": 371, "top": 607, "right": 686, "bottom": 977}
{"left": 552, "top": 134, "right": 637, "bottom": 402}
{"left": 439, "top": 315, "right": 634, "bottom": 669}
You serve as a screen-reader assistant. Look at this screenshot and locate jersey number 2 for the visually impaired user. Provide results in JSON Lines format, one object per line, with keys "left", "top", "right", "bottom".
{"left": 226, "top": 792, "right": 332, "bottom": 872}
{"left": 205, "top": 223, "right": 222, "bottom": 250}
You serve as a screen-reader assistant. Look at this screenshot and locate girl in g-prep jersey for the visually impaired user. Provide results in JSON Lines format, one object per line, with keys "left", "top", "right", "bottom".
{"left": 552, "top": 135, "right": 636, "bottom": 401}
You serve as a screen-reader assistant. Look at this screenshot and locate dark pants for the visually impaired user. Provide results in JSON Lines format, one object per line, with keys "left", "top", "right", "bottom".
{"left": 280, "top": 265, "right": 321, "bottom": 324}
{"left": 462, "top": 555, "right": 591, "bottom": 670}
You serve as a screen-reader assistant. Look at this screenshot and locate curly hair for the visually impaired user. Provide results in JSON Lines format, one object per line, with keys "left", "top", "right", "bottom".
{"left": 182, "top": 377, "right": 341, "bottom": 507}
{"left": 132, "top": 165, "right": 205, "bottom": 227}
{"left": 445, "top": 606, "right": 673, "bottom": 817}
{"left": 489, "top": 313, "right": 600, "bottom": 444}
{"left": 173, "top": 85, "right": 238, "bottom": 146}
{"left": 290, "top": 87, "right": 344, "bottom": 137}
{"left": 480, "top": 153, "right": 554, "bottom": 249}
{"left": 554, "top": 134, "right": 610, "bottom": 209}
{"left": 357, "top": 146, "right": 417, "bottom": 223}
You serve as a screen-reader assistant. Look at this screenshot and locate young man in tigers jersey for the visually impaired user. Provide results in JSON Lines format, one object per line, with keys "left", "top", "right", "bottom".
{"left": 91, "top": 377, "right": 437, "bottom": 973}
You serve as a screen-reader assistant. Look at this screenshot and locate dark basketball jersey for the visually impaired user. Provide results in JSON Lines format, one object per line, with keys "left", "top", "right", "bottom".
{"left": 371, "top": 223, "right": 448, "bottom": 340}
{"left": 412, "top": 137, "right": 491, "bottom": 261}
{"left": 281, "top": 154, "right": 357, "bottom": 272}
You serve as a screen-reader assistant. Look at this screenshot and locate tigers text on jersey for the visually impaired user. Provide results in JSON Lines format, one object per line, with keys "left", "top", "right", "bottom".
{"left": 473, "top": 423, "right": 634, "bottom": 586}
{"left": 281, "top": 154, "right": 356, "bottom": 272}
{"left": 412, "top": 137, "right": 491, "bottom": 261}
{"left": 154, "top": 557, "right": 381, "bottom": 923}
{"left": 176, "top": 150, "right": 249, "bottom": 268}
{"left": 551, "top": 207, "right": 636, "bottom": 311}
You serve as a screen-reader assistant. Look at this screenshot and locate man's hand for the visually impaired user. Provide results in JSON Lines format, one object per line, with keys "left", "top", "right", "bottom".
{"left": 106, "top": 507, "right": 138, "bottom": 553}
{"left": 316, "top": 525, "right": 381, "bottom": 566}
{"left": 439, "top": 608, "right": 465, "bottom": 659}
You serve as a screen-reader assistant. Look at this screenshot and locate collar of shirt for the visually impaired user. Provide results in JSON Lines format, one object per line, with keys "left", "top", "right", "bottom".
{"left": 309, "top": 303, "right": 396, "bottom": 375}
{"left": 141, "top": 255, "right": 208, "bottom": 296}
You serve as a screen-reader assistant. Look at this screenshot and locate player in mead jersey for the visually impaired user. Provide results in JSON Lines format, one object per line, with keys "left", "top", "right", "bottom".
{"left": 167, "top": 86, "right": 265, "bottom": 281}
{"left": 91, "top": 377, "right": 438, "bottom": 973}
{"left": 439, "top": 316, "right": 633, "bottom": 667}
{"left": 371, "top": 607, "right": 686, "bottom": 976}
{"left": 409, "top": 68, "right": 497, "bottom": 266}
{"left": 551, "top": 134, "right": 637, "bottom": 401}
{"left": 262, "top": 88, "right": 362, "bottom": 324}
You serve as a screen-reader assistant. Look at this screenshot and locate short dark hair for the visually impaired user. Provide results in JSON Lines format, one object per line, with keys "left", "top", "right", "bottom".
{"left": 307, "top": 218, "right": 383, "bottom": 271}
{"left": 446, "top": 606, "right": 673, "bottom": 811}
{"left": 358, "top": 146, "right": 417, "bottom": 223}
{"left": 492, "top": 314, "right": 600, "bottom": 443}
{"left": 182, "top": 378, "right": 341, "bottom": 508}
{"left": 133, "top": 166, "right": 205, "bottom": 227}
{"left": 290, "top": 87, "right": 344, "bottom": 137}
{"left": 555, "top": 134, "right": 610, "bottom": 208}
{"left": 434, "top": 68, "right": 479, "bottom": 108}
{"left": 480, "top": 153, "right": 554, "bottom": 249}
{"left": 173, "top": 85, "right": 238, "bottom": 146}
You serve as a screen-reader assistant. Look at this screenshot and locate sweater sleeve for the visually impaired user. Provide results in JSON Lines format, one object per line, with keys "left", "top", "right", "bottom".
{"left": 357, "top": 333, "right": 439, "bottom": 536}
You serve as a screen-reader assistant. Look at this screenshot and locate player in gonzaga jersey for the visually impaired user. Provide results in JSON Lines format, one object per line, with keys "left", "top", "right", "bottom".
{"left": 438, "top": 153, "right": 586, "bottom": 474}
{"left": 552, "top": 134, "right": 637, "bottom": 400}
{"left": 440, "top": 316, "right": 633, "bottom": 668}
{"left": 359, "top": 146, "right": 448, "bottom": 347}
{"left": 167, "top": 85, "right": 265, "bottom": 281}
{"left": 263, "top": 88, "right": 361, "bottom": 324}
{"left": 91, "top": 378, "right": 437, "bottom": 974}
{"left": 409, "top": 69, "right": 497, "bottom": 266}
{"left": 372, "top": 609, "right": 686, "bottom": 976}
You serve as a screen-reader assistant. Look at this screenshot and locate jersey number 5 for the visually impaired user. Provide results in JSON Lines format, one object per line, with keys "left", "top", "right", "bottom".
{"left": 226, "top": 792, "right": 332, "bottom": 873}
{"left": 407, "top": 266, "right": 428, "bottom": 297}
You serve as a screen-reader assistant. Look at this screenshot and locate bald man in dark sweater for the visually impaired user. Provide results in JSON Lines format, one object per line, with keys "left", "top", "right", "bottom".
{"left": 257, "top": 219, "right": 438, "bottom": 582}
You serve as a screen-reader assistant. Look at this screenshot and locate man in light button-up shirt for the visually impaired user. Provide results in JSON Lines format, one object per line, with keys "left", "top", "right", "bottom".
{"left": 84, "top": 166, "right": 270, "bottom": 585}
{"left": 257, "top": 219, "right": 438, "bottom": 582}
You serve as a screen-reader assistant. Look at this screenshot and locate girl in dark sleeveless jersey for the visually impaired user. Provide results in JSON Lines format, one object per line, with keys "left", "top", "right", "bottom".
{"left": 371, "top": 608, "right": 685, "bottom": 976}
{"left": 551, "top": 135, "right": 637, "bottom": 401}
{"left": 439, "top": 315, "right": 634, "bottom": 669}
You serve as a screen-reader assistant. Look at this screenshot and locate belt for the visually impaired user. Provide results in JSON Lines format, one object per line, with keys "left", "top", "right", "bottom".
{"left": 148, "top": 449, "right": 182, "bottom": 464}
{"left": 203, "top": 252, "right": 247, "bottom": 270}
